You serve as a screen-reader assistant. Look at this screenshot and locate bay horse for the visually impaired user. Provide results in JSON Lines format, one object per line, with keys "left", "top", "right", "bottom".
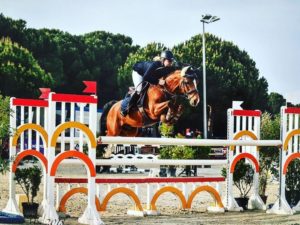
{"left": 100, "top": 66, "right": 200, "bottom": 137}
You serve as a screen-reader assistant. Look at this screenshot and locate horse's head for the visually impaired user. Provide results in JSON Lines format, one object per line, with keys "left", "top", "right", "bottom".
{"left": 163, "top": 66, "right": 200, "bottom": 107}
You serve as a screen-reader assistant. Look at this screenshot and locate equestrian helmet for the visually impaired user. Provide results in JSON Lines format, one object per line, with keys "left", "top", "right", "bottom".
{"left": 160, "top": 50, "right": 174, "bottom": 61}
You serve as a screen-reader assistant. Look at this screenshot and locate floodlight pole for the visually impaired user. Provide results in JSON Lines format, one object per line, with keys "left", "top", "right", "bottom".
{"left": 201, "top": 14, "right": 220, "bottom": 139}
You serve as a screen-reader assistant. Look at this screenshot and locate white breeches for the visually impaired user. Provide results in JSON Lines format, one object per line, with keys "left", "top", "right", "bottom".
{"left": 132, "top": 71, "right": 143, "bottom": 93}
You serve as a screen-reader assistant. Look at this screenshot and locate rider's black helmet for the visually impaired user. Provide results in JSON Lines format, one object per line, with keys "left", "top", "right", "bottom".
{"left": 160, "top": 50, "right": 174, "bottom": 61}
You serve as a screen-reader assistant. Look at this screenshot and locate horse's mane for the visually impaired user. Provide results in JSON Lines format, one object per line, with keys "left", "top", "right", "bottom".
{"left": 163, "top": 70, "right": 182, "bottom": 92}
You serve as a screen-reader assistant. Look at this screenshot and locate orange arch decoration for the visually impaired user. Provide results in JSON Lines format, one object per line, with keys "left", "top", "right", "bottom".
{"left": 230, "top": 130, "right": 258, "bottom": 151}
{"left": 283, "top": 129, "right": 300, "bottom": 151}
{"left": 283, "top": 153, "right": 300, "bottom": 174}
{"left": 186, "top": 185, "right": 224, "bottom": 209}
{"left": 230, "top": 152, "right": 259, "bottom": 173}
{"left": 58, "top": 187, "right": 101, "bottom": 212}
{"left": 50, "top": 121, "right": 96, "bottom": 148}
{"left": 150, "top": 186, "right": 187, "bottom": 211}
{"left": 100, "top": 187, "right": 143, "bottom": 211}
{"left": 12, "top": 123, "right": 48, "bottom": 147}
{"left": 50, "top": 150, "right": 96, "bottom": 177}
{"left": 12, "top": 150, "right": 48, "bottom": 173}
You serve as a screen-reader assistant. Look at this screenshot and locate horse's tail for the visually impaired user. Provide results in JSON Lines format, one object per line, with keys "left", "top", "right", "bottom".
{"left": 100, "top": 100, "right": 118, "bottom": 136}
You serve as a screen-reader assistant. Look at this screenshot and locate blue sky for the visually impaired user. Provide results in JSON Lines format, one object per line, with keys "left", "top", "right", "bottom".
{"left": 1, "top": 0, "right": 300, "bottom": 104}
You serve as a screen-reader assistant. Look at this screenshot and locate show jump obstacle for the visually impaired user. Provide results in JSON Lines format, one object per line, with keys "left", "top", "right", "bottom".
{"left": 2, "top": 82, "right": 300, "bottom": 225}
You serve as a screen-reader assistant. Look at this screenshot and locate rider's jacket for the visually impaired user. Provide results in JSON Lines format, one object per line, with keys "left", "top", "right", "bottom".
{"left": 133, "top": 61, "right": 163, "bottom": 85}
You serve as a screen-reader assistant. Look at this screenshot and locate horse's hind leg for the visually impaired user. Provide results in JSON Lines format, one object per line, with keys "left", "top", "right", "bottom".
{"left": 106, "top": 105, "right": 123, "bottom": 136}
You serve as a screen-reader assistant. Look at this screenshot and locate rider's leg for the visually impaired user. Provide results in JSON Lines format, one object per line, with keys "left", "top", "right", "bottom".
{"left": 120, "top": 95, "right": 131, "bottom": 117}
{"left": 132, "top": 71, "right": 142, "bottom": 93}
{"left": 130, "top": 71, "right": 143, "bottom": 107}
{"left": 120, "top": 71, "right": 142, "bottom": 117}
{"left": 129, "top": 91, "right": 140, "bottom": 108}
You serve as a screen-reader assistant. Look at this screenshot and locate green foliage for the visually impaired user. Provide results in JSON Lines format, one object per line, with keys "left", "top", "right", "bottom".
{"left": 0, "top": 13, "right": 26, "bottom": 44}
{"left": 234, "top": 161, "right": 254, "bottom": 198}
{"left": 173, "top": 34, "right": 269, "bottom": 137}
{"left": 159, "top": 143, "right": 210, "bottom": 160}
{"left": 159, "top": 123, "right": 210, "bottom": 160}
{"left": 0, "top": 38, "right": 54, "bottom": 98}
{"left": 159, "top": 145, "right": 196, "bottom": 160}
{"left": 14, "top": 165, "right": 42, "bottom": 204}
{"left": 81, "top": 31, "right": 139, "bottom": 105}
{"left": 267, "top": 92, "right": 286, "bottom": 115}
{"left": 159, "top": 123, "right": 174, "bottom": 137}
{"left": 259, "top": 112, "right": 280, "bottom": 196}
{"left": 0, "top": 157, "right": 9, "bottom": 174}
{"left": 286, "top": 159, "right": 300, "bottom": 206}
{"left": 0, "top": 94, "right": 10, "bottom": 174}
{"left": 192, "top": 145, "right": 211, "bottom": 160}
{"left": 222, "top": 160, "right": 254, "bottom": 197}
{"left": 0, "top": 94, "right": 10, "bottom": 138}
{"left": 0, "top": 14, "right": 138, "bottom": 106}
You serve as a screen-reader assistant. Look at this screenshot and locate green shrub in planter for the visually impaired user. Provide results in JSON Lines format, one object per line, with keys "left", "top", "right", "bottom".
{"left": 222, "top": 160, "right": 254, "bottom": 209}
{"left": 285, "top": 159, "right": 300, "bottom": 207}
{"left": 14, "top": 165, "right": 42, "bottom": 217}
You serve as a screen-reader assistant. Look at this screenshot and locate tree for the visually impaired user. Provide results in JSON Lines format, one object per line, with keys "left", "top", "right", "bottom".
{"left": 14, "top": 166, "right": 42, "bottom": 204}
{"left": 0, "top": 38, "right": 54, "bottom": 98}
{"left": 81, "top": 31, "right": 138, "bottom": 105}
{"left": 259, "top": 112, "right": 280, "bottom": 197}
{"left": 0, "top": 14, "right": 139, "bottom": 106}
{"left": 172, "top": 34, "right": 269, "bottom": 137}
{"left": 0, "top": 13, "right": 26, "bottom": 44}
{"left": 267, "top": 92, "right": 286, "bottom": 115}
{"left": 23, "top": 28, "right": 64, "bottom": 87}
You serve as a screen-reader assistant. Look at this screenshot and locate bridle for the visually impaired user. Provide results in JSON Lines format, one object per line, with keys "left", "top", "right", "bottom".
{"left": 159, "top": 70, "right": 199, "bottom": 100}
{"left": 180, "top": 75, "right": 199, "bottom": 100}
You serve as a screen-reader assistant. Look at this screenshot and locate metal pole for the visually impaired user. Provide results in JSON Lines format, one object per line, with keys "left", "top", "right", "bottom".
{"left": 202, "top": 21, "right": 207, "bottom": 139}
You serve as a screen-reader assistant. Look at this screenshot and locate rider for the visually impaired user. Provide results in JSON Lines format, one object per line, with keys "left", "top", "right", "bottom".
{"left": 120, "top": 50, "right": 175, "bottom": 117}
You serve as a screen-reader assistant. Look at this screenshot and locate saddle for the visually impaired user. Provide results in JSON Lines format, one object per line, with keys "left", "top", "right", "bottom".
{"left": 137, "top": 84, "right": 160, "bottom": 126}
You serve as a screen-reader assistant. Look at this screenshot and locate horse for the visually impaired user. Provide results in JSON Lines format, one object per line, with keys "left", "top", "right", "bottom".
{"left": 100, "top": 66, "right": 200, "bottom": 137}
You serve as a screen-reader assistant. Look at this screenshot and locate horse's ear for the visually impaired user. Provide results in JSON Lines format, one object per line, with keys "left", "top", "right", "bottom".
{"left": 181, "top": 66, "right": 191, "bottom": 77}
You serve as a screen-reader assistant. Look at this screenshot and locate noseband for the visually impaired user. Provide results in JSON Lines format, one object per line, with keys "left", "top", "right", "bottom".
{"left": 180, "top": 76, "right": 199, "bottom": 100}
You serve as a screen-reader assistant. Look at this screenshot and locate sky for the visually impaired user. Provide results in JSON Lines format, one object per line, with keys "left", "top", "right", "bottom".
{"left": 1, "top": 0, "right": 300, "bottom": 104}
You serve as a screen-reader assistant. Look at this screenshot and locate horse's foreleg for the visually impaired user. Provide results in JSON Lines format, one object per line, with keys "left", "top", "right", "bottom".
{"left": 152, "top": 101, "right": 170, "bottom": 116}
{"left": 161, "top": 104, "right": 184, "bottom": 125}
{"left": 169, "top": 104, "right": 183, "bottom": 123}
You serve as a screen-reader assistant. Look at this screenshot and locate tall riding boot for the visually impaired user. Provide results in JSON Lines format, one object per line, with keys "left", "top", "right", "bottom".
{"left": 128, "top": 92, "right": 140, "bottom": 109}
{"left": 120, "top": 92, "right": 140, "bottom": 117}
{"left": 120, "top": 93, "right": 131, "bottom": 117}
